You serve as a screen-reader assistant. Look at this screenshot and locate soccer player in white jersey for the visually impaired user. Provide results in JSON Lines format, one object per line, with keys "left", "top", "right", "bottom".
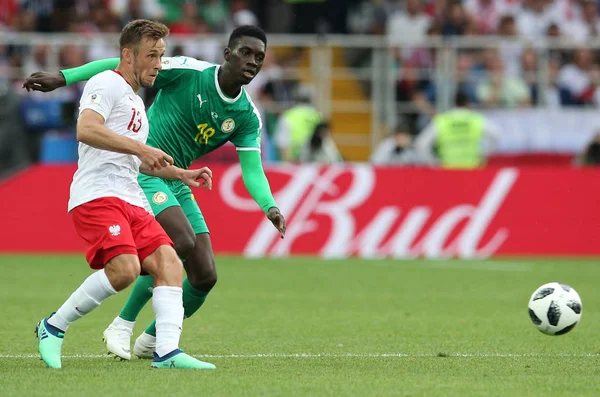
{"left": 34, "top": 20, "right": 215, "bottom": 370}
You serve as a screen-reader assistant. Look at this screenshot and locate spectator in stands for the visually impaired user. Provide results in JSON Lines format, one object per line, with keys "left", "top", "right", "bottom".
{"left": 258, "top": 52, "right": 297, "bottom": 110}
{"left": 454, "top": 52, "right": 479, "bottom": 104}
{"left": 497, "top": 15, "right": 523, "bottom": 77}
{"left": 274, "top": 86, "right": 323, "bottom": 162}
{"left": 387, "top": 0, "right": 431, "bottom": 43}
{"left": 415, "top": 92, "right": 500, "bottom": 169}
{"left": 440, "top": 1, "right": 469, "bottom": 37}
{"left": 0, "top": 0, "right": 18, "bottom": 31}
{"left": 521, "top": 48, "right": 539, "bottom": 103}
{"left": 19, "top": 0, "right": 54, "bottom": 32}
{"left": 201, "top": 0, "right": 229, "bottom": 32}
{"left": 370, "top": 122, "right": 421, "bottom": 165}
{"left": 0, "top": 82, "right": 29, "bottom": 173}
{"left": 110, "top": 0, "right": 165, "bottom": 26}
{"left": 558, "top": 48, "right": 600, "bottom": 106}
{"left": 545, "top": 59, "right": 562, "bottom": 107}
{"left": 347, "top": 0, "right": 387, "bottom": 35}
{"left": 517, "top": 0, "right": 555, "bottom": 39}
{"left": 395, "top": 25, "right": 440, "bottom": 134}
{"left": 226, "top": 0, "right": 259, "bottom": 31}
{"left": 476, "top": 49, "right": 531, "bottom": 108}
{"left": 13, "top": 7, "right": 36, "bottom": 31}
{"left": 565, "top": 0, "right": 600, "bottom": 43}
{"left": 169, "top": 2, "right": 200, "bottom": 35}
{"left": 548, "top": 0, "right": 583, "bottom": 35}
{"left": 298, "top": 122, "right": 343, "bottom": 164}
{"left": 87, "top": 16, "right": 121, "bottom": 61}
{"left": 464, "top": 0, "right": 514, "bottom": 35}
{"left": 520, "top": 47, "right": 560, "bottom": 107}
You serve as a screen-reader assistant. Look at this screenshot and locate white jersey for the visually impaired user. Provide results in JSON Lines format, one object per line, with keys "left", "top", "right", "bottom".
{"left": 68, "top": 70, "right": 149, "bottom": 211}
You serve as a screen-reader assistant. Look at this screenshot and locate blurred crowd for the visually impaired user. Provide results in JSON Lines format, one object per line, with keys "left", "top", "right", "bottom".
{"left": 2, "top": 0, "right": 600, "bottom": 173}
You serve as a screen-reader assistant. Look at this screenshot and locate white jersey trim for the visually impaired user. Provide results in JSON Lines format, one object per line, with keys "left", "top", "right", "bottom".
{"left": 214, "top": 65, "right": 244, "bottom": 103}
{"left": 236, "top": 147, "right": 261, "bottom": 152}
{"left": 244, "top": 89, "right": 263, "bottom": 131}
{"left": 160, "top": 56, "right": 213, "bottom": 72}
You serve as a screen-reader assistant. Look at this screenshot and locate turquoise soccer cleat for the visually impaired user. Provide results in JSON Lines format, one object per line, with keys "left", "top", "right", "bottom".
{"left": 151, "top": 349, "right": 216, "bottom": 369}
{"left": 35, "top": 315, "right": 64, "bottom": 369}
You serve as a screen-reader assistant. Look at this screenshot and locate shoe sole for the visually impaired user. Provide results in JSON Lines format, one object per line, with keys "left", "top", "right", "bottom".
{"left": 102, "top": 337, "right": 130, "bottom": 361}
{"left": 34, "top": 321, "right": 42, "bottom": 362}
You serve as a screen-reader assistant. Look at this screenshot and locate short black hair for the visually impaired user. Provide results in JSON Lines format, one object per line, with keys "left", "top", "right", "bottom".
{"left": 455, "top": 91, "right": 469, "bottom": 107}
{"left": 228, "top": 25, "right": 267, "bottom": 49}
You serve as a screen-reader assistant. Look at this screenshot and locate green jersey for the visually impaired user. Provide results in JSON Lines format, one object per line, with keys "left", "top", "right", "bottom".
{"left": 147, "top": 56, "right": 262, "bottom": 169}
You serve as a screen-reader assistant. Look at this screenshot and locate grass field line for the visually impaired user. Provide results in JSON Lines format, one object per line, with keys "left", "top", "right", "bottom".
{"left": 1, "top": 352, "right": 598, "bottom": 359}
{"left": 419, "top": 260, "right": 535, "bottom": 272}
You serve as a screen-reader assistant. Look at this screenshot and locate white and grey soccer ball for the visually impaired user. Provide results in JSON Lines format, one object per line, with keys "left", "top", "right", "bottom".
{"left": 528, "top": 282, "right": 582, "bottom": 336}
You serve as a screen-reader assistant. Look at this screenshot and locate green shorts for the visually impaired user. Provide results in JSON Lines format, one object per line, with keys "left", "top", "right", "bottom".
{"left": 139, "top": 173, "right": 209, "bottom": 235}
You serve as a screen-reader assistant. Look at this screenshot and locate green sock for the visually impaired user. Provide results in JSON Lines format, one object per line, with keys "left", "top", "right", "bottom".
{"left": 118, "top": 275, "right": 154, "bottom": 322}
{"left": 144, "top": 278, "right": 209, "bottom": 337}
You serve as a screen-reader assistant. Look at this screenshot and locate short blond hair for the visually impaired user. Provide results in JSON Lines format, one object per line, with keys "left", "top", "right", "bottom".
{"left": 119, "top": 19, "right": 169, "bottom": 55}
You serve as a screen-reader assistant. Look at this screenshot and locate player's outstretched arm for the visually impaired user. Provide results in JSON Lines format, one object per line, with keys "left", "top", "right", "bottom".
{"left": 238, "top": 150, "right": 286, "bottom": 238}
{"left": 140, "top": 165, "right": 213, "bottom": 190}
{"left": 23, "top": 58, "right": 119, "bottom": 92}
{"left": 78, "top": 109, "right": 173, "bottom": 171}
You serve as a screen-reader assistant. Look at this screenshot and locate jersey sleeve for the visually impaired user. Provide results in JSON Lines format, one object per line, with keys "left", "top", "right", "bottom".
{"left": 154, "top": 56, "right": 214, "bottom": 90}
{"left": 231, "top": 100, "right": 262, "bottom": 151}
{"left": 61, "top": 58, "right": 119, "bottom": 85}
{"left": 78, "top": 74, "right": 121, "bottom": 121}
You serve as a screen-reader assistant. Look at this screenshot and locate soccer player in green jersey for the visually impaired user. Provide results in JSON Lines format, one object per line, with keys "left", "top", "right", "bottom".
{"left": 24, "top": 25, "right": 287, "bottom": 360}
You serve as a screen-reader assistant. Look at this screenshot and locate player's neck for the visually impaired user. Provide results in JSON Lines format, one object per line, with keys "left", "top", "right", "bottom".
{"left": 115, "top": 65, "right": 140, "bottom": 93}
{"left": 217, "top": 66, "right": 241, "bottom": 98}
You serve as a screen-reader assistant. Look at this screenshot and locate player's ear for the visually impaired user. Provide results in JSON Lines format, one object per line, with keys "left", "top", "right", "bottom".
{"left": 224, "top": 47, "right": 231, "bottom": 62}
{"left": 122, "top": 47, "right": 133, "bottom": 64}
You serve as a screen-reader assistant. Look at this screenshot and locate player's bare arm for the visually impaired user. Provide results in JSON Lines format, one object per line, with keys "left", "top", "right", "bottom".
{"left": 140, "top": 165, "right": 213, "bottom": 190}
{"left": 78, "top": 109, "right": 173, "bottom": 170}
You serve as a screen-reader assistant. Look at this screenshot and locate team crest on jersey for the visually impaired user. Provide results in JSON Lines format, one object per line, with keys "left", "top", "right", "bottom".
{"left": 153, "top": 192, "right": 168, "bottom": 205}
{"left": 88, "top": 93, "right": 102, "bottom": 104}
{"left": 108, "top": 225, "right": 121, "bottom": 237}
{"left": 221, "top": 118, "right": 235, "bottom": 133}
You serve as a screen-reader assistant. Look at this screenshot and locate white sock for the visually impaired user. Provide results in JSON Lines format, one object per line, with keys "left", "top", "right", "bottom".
{"left": 152, "top": 286, "right": 184, "bottom": 357}
{"left": 48, "top": 270, "right": 117, "bottom": 332}
{"left": 112, "top": 316, "right": 135, "bottom": 333}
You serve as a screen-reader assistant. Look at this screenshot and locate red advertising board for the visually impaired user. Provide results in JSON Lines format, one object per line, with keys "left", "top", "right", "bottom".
{"left": 1, "top": 164, "right": 599, "bottom": 257}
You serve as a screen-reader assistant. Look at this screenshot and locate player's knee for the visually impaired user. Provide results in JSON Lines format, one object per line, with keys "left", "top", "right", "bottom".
{"left": 172, "top": 233, "right": 196, "bottom": 260}
{"left": 163, "top": 254, "right": 184, "bottom": 277}
{"left": 187, "top": 257, "right": 217, "bottom": 292}
{"left": 142, "top": 245, "right": 183, "bottom": 283}
{"left": 105, "top": 257, "right": 141, "bottom": 291}
{"left": 119, "top": 262, "right": 141, "bottom": 287}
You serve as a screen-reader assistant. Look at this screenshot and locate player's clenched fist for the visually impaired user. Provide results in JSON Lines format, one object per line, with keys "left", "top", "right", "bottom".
{"left": 181, "top": 167, "right": 213, "bottom": 189}
{"left": 137, "top": 146, "right": 174, "bottom": 170}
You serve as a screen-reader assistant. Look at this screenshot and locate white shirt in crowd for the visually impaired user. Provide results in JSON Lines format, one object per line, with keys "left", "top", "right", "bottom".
{"left": 68, "top": 70, "right": 149, "bottom": 212}
{"left": 386, "top": 11, "right": 431, "bottom": 44}
{"left": 517, "top": 7, "right": 555, "bottom": 38}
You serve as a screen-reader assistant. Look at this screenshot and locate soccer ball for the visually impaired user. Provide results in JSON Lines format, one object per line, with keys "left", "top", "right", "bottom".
{"left": 528, "top": 282, "right": 582, "bottom": 336}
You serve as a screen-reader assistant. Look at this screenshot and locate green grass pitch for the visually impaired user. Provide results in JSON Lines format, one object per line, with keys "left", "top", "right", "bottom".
{"left": 1, "top": 255, "right": 599, "bottom": 396}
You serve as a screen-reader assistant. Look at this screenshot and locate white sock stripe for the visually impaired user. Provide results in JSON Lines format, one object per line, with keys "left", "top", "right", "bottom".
{"left": 80, "top": 288, "right": 102, "bottom": 307}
